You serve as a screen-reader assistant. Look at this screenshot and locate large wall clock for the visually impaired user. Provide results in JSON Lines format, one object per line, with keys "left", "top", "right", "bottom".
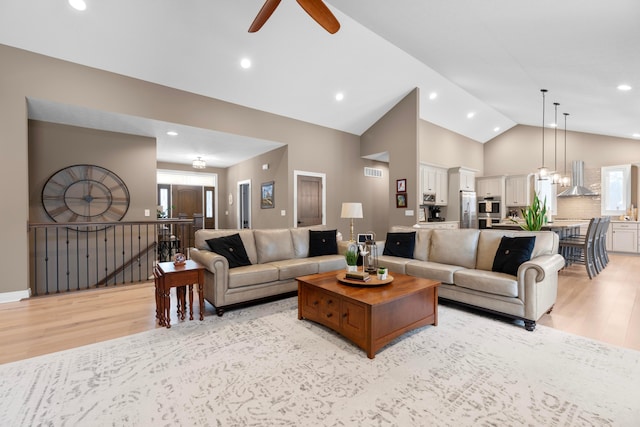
{"left": 41, "top": 164, "right": 130, "bottom": 223}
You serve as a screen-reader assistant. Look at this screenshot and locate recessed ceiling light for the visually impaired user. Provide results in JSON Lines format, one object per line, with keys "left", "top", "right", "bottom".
{"left": 633, "top": 133, "right": 640, "bottom": 138}
{"left": 550, "top": 123, "right": 558, "bottom": 128}
{"left": 166, "top": 131, "right": 178, "bottom": 136}
{"left": 240, "top": 58, "right": 252, "bottom": 69}
{"left": 493, "top": 127, "right": 501, "bottom": 132}
{"left": 617, "top": 84, "right": 632, "bottom": 91}
{"left": 466, "top": 112, "right": 475, "bottom": 119}
{"left": 335, "top": 92, "right": 344, "bottom": 101}
{"left": 429, "top": 92, "right": 438, "bottom": 100}
{"left": 68, "top": 0, "right": 87, "bottom": 11}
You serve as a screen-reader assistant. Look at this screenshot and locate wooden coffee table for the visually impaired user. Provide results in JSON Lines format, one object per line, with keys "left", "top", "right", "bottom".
{"left": 297, "top": 270, "right": 440, "bottom": 359}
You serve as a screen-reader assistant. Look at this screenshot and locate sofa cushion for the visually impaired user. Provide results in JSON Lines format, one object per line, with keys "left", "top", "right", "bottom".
{"left": 406, "top": 260, "right": 466, "bottom": 284}
{"left": 377, "top": 255, "right": 415, "bottom": 275}
{"left": 315, "top": 255, "right": 347, "bottom": 273}
{"left": 453, "top": 269, "right": 519, "bottom": 298}
{"left": 382, "top": 232, "right": 416, "bottom": 259}
{"left": 492, "top": 236, "right": 536, "bottom": 276}
{"left": 228, "top": 264, "right": 279, "bottom": 289}
{"left": 429, "top": 229, "right": 480, "bottom": 269}
{"left": 476, "top": 230, "right": 556, "bottom": 271}
{"left": 254, "top": 229, "right": 295, "bottom": 264}
{"left": 205, "top": 234, "right": 252, "bottom": 269}
{"left": 308, "top": 229, "right": 338, "bottom": 257}
{"left": 267, "top": 259, "right": 319, "bottom": 281}
{"left": 390, "top": 226, "right": 432, "bottom": 261}
{"left": 290, "top": 225, "right": 328, "bottom": 258}
{"left": 196, "top": 229, "right": 258, "bottom": 265}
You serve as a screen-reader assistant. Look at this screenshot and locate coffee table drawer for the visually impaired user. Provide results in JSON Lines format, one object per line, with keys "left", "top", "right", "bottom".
{"left": 341, "top": 300, "right": 366, "bottom": 343}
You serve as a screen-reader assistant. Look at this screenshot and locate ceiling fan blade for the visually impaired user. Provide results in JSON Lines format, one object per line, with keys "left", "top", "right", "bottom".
{"left": 296, "top": 0, "right": 340, "bottom": 34}
{"left": 248, "top": 0, "right": 282, "bottom": 33}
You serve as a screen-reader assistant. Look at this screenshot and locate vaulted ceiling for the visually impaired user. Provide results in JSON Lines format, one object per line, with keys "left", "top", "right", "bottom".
{"left": 1, "top": 0, "right": 638, "bottom": 167}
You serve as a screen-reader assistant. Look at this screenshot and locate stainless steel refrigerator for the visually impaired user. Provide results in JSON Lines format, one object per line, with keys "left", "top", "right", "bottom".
{"left": 460, "top": 191, "right": 477, "bottom": 228}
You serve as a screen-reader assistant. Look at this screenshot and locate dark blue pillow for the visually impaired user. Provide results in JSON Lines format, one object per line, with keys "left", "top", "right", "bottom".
{"left": 308, "top": 230, "right": 338, "bottom": 257}
{"left": 492, "top": 236, "right": 536, "bottom": 276}
{"left": 382, "top": 232, "right": 416, "bottom": 259}
{"left": 206, "top": 233, "right": 252, "bottom": 268}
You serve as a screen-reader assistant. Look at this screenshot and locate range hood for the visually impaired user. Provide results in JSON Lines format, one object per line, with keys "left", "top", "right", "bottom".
{"left": 557, "top": 160, "right": 598, "bottom": 197}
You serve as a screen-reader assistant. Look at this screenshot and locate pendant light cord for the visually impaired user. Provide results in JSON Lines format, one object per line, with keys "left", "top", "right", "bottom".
{"left": 541, "top": 89, "right": 547, "bottom": 169}
{"left": 563, "top": 112, "right": 569, "bottom": 175}
{"left": 554, "top": 102, "right": 559, "bottom": 172}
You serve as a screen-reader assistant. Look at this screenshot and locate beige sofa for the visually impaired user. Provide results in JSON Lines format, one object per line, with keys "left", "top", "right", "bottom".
{"left": 375, "top": 227, "right": 565, "bottom": 331}
{"left": 190, "top": 227, "right": 345, "bottom": 316}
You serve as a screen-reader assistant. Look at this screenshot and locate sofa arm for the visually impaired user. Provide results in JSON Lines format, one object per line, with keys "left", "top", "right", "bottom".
{"left": 518, "top": 253, "right": 565, "bottom": 321}
{"left": 190, "top": 248, "right": 230, "bottom": 301}
{"left": 518, "top": 254, "right": 565, "bottom": 282}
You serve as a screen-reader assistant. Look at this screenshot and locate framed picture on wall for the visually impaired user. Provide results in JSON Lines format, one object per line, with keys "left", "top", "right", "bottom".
{"left": 261, "top": 181, "right": 274, "bottom": 209}
{"left": 396, "top": 193, "right": 407, "bottom": 208}
{"left": 396, "top": 178, "right": 406, "bottom": 193}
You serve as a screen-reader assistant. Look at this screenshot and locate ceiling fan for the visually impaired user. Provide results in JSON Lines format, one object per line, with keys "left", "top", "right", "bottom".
{"left": 249, "top": 0, "right": 340, "bottom": 34}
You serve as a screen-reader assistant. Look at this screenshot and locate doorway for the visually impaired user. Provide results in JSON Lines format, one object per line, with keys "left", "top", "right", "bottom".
{"left": 294, "top": 171, "right": 326, "bottom": 227}
{"left": 238, "top": 180, "right": 251, "bottom": 229}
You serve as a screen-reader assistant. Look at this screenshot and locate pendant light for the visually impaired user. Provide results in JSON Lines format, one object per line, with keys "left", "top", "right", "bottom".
{"left": 551, "top": 102, "right": 562, "bottom": 184}
{"left": 538, "top": 89, "right": 549, "bottom": 179}
{"left": 561, "top": 113, "right": 571, "bottom": 187}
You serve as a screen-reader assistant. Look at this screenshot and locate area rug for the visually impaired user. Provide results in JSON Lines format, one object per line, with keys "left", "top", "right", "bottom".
{"left": 1, "top": 298, "right": 639, "bottom": 427}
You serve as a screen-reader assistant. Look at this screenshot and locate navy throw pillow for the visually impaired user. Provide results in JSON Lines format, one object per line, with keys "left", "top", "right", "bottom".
{"left": 308, "top": 230, "right": 338, "bottom": 257}
{"left": 492, "top": 236, "right": 536, "bottom": 276}
{"left": 205, "top": 233, "right": 252, "bottom": 269}
{"left": 382, "top": 232, "right": 416, "bottom": 259}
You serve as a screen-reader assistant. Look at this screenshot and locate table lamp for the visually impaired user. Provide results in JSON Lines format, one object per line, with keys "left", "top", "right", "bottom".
{"left": 341, "top": 202, "right": 363, "bottom": 242}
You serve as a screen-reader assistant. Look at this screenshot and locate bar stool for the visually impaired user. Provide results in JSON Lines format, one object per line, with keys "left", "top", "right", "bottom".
{"left": 558, "top": 217, "right": 600, "bottom": 279}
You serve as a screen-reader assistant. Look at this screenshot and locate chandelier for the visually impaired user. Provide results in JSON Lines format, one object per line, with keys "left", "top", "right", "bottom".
{"left": 192, "top": 157, "right": 206, "bottom": 169}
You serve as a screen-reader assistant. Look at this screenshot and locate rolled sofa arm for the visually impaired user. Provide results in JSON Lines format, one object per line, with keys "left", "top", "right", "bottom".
{"left": 190, "top": 248, "right": 230, "bottom": 305}
{"left": 518, "top": 253, "right": 566, "bottom": 321}
{"left": 518, "top": 254, "right": 566, "bottom": 282}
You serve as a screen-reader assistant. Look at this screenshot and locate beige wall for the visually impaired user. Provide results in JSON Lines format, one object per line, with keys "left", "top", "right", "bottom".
{"left": 0, "top": 44, "right": 378, "bottom": 297}
{"left": 361, "top": 89, "right": 419, "bottom": 230}
{"left": 484, "top": 125, "right": 640, "bottom": 176}
{"left": 419, "top": 120, "right": 484, "bottom": 174}
{"left": 28, "top": 121, "right": 157, "bottom": 222}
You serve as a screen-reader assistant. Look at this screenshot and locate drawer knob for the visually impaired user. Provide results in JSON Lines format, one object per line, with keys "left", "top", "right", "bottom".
{"left": 313, "top": 300, "right": 319, "bottom": 305}
{"left": 326, "top": 313, "right": 333, "bottom": 318}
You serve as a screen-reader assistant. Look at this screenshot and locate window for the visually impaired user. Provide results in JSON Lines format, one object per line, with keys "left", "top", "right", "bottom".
{"left": 601, "top": 164, "right": 631, "bottom": 216}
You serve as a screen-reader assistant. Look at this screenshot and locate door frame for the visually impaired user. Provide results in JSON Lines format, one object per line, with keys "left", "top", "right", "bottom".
{"left": 293, "top": 170, "right": 326, "bottom": 228}
{"left": 237, "top": 179, "right": 251, "bottom": 229}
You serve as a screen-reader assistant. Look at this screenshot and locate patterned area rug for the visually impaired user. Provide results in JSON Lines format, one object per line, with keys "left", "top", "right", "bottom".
{"left": 1, "top": 297, "right": 639, "bottom": 427}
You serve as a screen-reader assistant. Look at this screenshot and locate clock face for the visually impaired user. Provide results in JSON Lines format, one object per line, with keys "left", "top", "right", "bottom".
{"left": 42, "top": 164, "right": 130, "bottom": 223}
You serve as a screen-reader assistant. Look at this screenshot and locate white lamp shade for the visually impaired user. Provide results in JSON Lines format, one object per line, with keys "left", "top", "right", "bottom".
{"left": 341, "top": 202, "right": 363, "bottom": 219}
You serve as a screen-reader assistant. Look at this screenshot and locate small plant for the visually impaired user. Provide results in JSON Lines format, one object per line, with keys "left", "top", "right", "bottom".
{"left": 345, "top": 249, "right": 358, "bottom": 266}
{"left": 513, "top": 193, "right": 548, "bottom": 231}
{"left": 378, "top": 267, "right": 387, "bottom": 274}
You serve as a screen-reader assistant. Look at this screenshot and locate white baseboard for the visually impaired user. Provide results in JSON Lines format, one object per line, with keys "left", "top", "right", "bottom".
{"left": 0, "top": 289, "right": 31, "bottom": 303}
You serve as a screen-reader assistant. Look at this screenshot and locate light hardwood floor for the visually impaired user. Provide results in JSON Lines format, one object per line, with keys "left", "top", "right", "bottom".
{"left": 1, "top": 254, "right": 639, "bottom": 365}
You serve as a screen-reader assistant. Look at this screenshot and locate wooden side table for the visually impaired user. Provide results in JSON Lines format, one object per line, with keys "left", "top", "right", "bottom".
{"left": 154, "top": 260, "right": 205, "bottom": 328}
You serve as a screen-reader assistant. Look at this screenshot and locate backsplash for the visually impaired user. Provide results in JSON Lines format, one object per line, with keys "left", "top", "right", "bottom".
{"left": 555, "top": 167, "right": 601, "bottom": 219}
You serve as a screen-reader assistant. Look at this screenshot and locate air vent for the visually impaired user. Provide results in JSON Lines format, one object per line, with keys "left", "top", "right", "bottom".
{"left": 364, "top": 167, "right": 383, "bottom": 178}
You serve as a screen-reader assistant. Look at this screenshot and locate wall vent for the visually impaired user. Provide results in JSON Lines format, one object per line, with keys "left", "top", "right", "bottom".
{"left": 364, "top": 167, "right": 383, "bottom": 178}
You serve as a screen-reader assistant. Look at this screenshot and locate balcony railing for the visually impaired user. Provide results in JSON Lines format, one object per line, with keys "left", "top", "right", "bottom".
{"left": 27, "top": 219, "right": 196, "bottom": 296}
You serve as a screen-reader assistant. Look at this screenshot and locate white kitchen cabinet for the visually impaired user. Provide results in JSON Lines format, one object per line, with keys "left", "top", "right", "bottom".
{"left": 610, "top": 222, "right": 638, "bottom": 253}
{"left": 421, "top": 164, "right": 448, "bottom": 206}
{"left": 505, "top": 175, "right": 531, "bottom": 207}
{"left": 476, "top": 176, "right": 505, "bottom": 198}
{"left": 449, "top": 167, "right": 475, "bottom": 192}
{"left": 435, "top": 169, "right": 448, "bottom": 205}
